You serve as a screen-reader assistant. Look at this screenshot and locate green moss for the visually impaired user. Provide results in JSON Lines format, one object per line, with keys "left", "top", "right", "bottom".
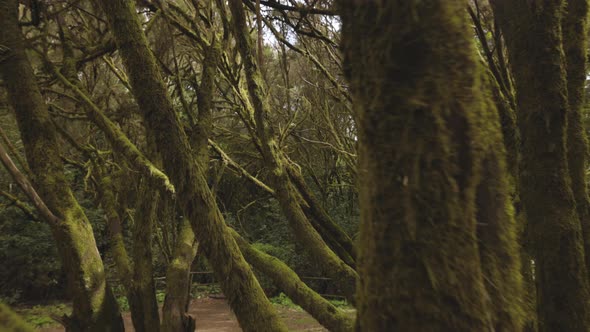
{"left": 340, "top": 1, "right": 523, "bottom": 330}
{"left": 162, "top": 218, "right": 197, "bottom": 332}
{"left": 233, "top": 229, "right": 354, "bottom": 332}
{"left": 563, "top": 0, "right": 590, "bottom": 274}
{"left": 493, "top": 0, "right": 590, "bottom": 330}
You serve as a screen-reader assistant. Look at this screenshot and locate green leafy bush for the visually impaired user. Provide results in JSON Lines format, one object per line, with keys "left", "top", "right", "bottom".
{"left": 0, "top": 207, "right": 64, "bottom": 301}
{"left": 270, "top": 293, "right": 301, "bottom": 310}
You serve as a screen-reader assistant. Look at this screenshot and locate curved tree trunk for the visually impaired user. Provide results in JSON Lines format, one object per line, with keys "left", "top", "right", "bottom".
{"left": 56, "top": 26, "right": 160, "bottom": 331}
{"left": 492, "top": 0, "right": 590, "bottom": 330}
{"left": 0, "top": 1, "right": 124, "bottom": 331}
{"left": 97, "top": 172, "right": 146, "bottom": 331}
{"left": 97, "top": 1, "right": 287, "bottom": 331}
{"left": 340, "top": 1, "right": 523, "bottom": 330}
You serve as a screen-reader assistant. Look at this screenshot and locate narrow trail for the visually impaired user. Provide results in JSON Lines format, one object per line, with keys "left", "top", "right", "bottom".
{"left": 39, "top": 297, "right": 330, "bottom": 331}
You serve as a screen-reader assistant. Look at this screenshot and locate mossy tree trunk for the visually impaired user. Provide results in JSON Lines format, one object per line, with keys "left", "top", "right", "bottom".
{"left": 131, "top": 179, "right": 161, "bottom": 332}
{"left": 96, "top": 172, "right": 141, "bottom": 325}
{"left": 161, "top": 218, "right": 197, "bottom": 332}
{"left": 287, "top": 166, "right": 356, "bottom": 267}
{"left": 473, "top": 88, "right": 524, "bottom": 330}
{"left": 228, "top": 0, "right": 358, "bottom": 303}
{"left": 0, "top": 1, "right": 124, "bottom": 331}
{"left": 563, "top": 0, "right": 590, "bottom": 273}
{"left": 161, "top": 35, "right": 219, "bottom": 332}
{"left": 230, "top": 229, "right": 354, "bottom": 332}
{"left": 98, "top": 1, "right": 288, "bottom": 331}
{"left": 492, "top": 0, "right": 590, "bottom": 330}
{"left": 340, "top": 1, "right": 523, "bottom": 330}
{"left": 56, "top": 24, "right": 161, "bottom": 331}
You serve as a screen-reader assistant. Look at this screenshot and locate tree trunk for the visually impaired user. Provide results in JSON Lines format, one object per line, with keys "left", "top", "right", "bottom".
{"left": 130, "top": 180, "right": 161, "bottom": 332}
{"left": 97, "top": 1, "right": 287, "bottom": 330}
{"left": 231, "top": 229, "right": 354, "bottom": 332}
{"left": 57, "top": 24, "right": 162, "bottom": 331}
{"left": 563, "top": 0, "right": 590, "bottom": 274}
{"left": 97, "top": 172, "right": 147, "bottom": 330}
{"left": 474, "top": 132, "right": 524, "bottom": 331}
{"left": 287, "top": 166, "right": 356, "bottom": 266}
{"left": 0, "top": 1, "right": 124, "bottom": 331}
{"left": 161, "top": 30, "right": 217, "bottom": 332}
{"left": 492, "top": 0, "right": 590, "bottom": 330}
{"left": 161, "top": 218, "right": 198, "bottom": 332}
{"left": 340, "top": 0, "right": 523, "bottom": 330}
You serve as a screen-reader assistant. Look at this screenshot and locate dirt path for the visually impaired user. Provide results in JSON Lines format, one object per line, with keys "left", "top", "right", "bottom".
{"left": 39, "top": 297, "right": 329, "bottom": 331}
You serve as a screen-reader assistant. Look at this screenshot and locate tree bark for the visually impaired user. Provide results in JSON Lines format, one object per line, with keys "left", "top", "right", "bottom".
{"left": 130, "top": 180, "right": 161, "bottom": 332}
{"left": 97, "top": 1, "right": 287, "bottom": 330}
{"left": 287, "top": 166, "right": 356, "bottom": 267}
{"left": 563, "top": 0, "right": 590, "bottom": 274}
{"left": 161, "top": 35, "right": 219, "bottom": 332}
{"left": 161, "top": 218, "right": 198, "bottom": 332}
{"left": 492, "top": 0, "right": 590, "bottom": 330}
{"left": 96, "top": 172, "right": 144, "bottom": 330}
{"left": 340, "top": 1, "right": 523, "bottom": 330}
{"left": 0, "top": 1, "right": 124, "bottom": 331}
{"left": 56, "top": 27, "right": 159, "bottom": 331}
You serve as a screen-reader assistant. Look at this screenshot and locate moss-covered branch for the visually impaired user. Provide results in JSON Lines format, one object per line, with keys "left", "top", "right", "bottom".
{"left": 0, "top": 125, "right": 31, "bottom": 178}
{"left": 0, "top": 141, "right": 58, "bottom": 224}
{"left": 51, "top": 67, "right": 175, "bottom": 196}
{"left": 0, "top": 190, "right": 38, "bottom": 221}
{"left": 230, "top": 228, "right": 354, "bottom": 332}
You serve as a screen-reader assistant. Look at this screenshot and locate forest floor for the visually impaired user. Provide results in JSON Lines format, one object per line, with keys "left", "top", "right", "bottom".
{"left": 33, "top": 296, "right": 349, "bottom": 331}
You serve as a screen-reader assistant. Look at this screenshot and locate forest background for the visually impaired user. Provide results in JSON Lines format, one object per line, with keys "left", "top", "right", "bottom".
{"left": 2, "top": 0, "right": 590, "bottom": 331}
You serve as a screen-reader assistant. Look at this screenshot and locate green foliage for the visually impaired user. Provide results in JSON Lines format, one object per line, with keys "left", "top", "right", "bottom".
{"left": 15, "top": 303, "right": 70, "bottom": 328}
{"left": 328, "top": 298, "right": 351, "bottom": 309}
{"left": 0, "top": 207, "right": 64, "bottom": 301}
{"left": 270, "top": 293, "right": 301, "bottom": 310}
{"left": 156, "top": 290, "right": 166, "bottom": 304}
{"left": 116, "top": 295, "right": 129, "bottom": 312}
{"left": 251, "top": 242, "right": 293, "bottom": 263}
{"left": 191, "top": 284, "right": 222, "bottom": 299}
